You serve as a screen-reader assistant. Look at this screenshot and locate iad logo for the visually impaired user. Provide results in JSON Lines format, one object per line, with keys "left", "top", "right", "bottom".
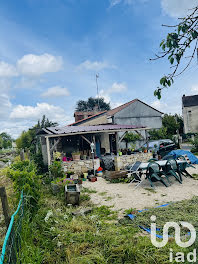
{"left": 150, "top": 215, "right": 197, "bottom": 263}
{"left": 150, "top": 215, "right": 196, "bottom": 248}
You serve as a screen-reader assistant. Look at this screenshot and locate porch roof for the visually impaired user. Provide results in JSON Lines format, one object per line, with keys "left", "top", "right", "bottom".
{"left": 43, "top": 124, "right": 148, "bottom": 138}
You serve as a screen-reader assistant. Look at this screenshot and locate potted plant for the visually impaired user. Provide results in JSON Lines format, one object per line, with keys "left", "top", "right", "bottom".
{"left": 72, "top": 151, "right": 81, "bottom": 161}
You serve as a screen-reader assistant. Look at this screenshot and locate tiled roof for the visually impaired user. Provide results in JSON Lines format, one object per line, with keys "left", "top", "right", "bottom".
{"left": 44, "top": 124, "right": 146, "bottom": 136}
{"left": 69, "top": 98, "right": 163, "bottom": 126}
{"left": 182, "top": 95, "right": 198, "bottom": 107}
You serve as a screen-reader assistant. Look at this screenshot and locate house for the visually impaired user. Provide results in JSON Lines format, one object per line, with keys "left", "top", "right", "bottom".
{"left": 182, "top": 94, "right": 198, "bottom": 133}
{"left": 38, "top": 124, "right": 149, "bottom": 166}
{"left": 69, "top": 99, "right": 163, "bottom": 149}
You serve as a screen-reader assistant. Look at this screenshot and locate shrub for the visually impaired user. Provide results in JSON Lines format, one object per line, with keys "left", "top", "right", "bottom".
{"left": 7, "top": 160, "right": 41, "bottom": 212}
{"left": 49, "top": 161, "right": 64, "bottom": 179}
{"left": 191, "top": 135, "right": 198, "bottom": 153}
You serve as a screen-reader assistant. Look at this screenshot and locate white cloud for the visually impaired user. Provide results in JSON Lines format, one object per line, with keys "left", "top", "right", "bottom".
{"left": 77, "top": 60, "right": 115, "bottom": 71}
{"left": 161, "top": 0, "right": 198, "bottom": 17}
{"left": 0, "top": 94, "right": 12, "bottom": 120}
{"left": 108, "top": 82, "right": 127, "bottom": 93}
{"left": 0, "top": 61, "right": 18, "bottom": 77}
{"left": 17, "top": 53, "right": 63, "bottom": 76}
{"left": 10, "top": 102, "right": 66, "bottom": 122}
{"left": 110, "top": 0, "right": 122, "bottom": 7}
{"left": 151, "top": 99, "right": 181, "bottom": 114}
{"left": 41, "top": 86, "right": 70, "bottom": 97}
{"left": 191, "top": 84, "right": 198, "bottom": 93}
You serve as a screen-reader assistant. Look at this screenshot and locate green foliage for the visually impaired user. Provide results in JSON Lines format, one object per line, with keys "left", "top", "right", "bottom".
{"left": 16, "top": 115, "right": 58, "bottom": 151}
{"left": 123, "top": 132, "right": 141, "bottom": 143}
{"left": 149, "top": 127, "right": 168, "bottom": 140}
{"left": 49, "top": 161, "right": 64, "bottom": 179}
{"left": 0, "top": 132, "right": 12, "bottom": 149}
{"left": 191, "top": 135, "right": 198, "bottom": 153}
{"left": 149, "top": 114, "right": 183, "bottom": 140}
{"left": 6, "top": 160, "right": 41, "bottom": 212}
{"left": 162, "top": 114, "right": 180, "bottom": 137}
{"left": 154, "top": 7, "right": 198, "bottom": 97}
{"left": 76, "top": 97, "right": 111, "bottom": 111}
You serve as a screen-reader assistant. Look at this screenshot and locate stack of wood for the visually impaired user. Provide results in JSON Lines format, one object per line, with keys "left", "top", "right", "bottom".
{"left": 104, "top": 170, "right": 128, "bottom": 180}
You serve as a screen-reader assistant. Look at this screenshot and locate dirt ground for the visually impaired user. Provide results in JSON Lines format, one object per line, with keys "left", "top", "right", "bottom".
{"left": 83, "top": 165, "right": 198, "bottom": 216}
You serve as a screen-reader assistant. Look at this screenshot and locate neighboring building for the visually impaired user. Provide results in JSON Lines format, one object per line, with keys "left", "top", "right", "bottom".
{"left": 182, "top": 94, "right": 198, "bottom": 133}
{"left": 70, "top": 99, "right": 163, "bottom": 149}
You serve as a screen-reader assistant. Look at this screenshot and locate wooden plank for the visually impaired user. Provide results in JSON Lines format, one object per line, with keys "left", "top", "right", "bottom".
{"left": 118, "top": 131, "right": 127, "bottom": 144}
{"left": 50, "top": 137, "right": 61, "bottom": 153}
{"left": 80, "top": 135, "right": 92, "bottom": 145}
{"left": 46, "top": 137, "right": 51, "bottom": 166}
{"left": 0, "top": 187, "right": 11, "bottom": 229}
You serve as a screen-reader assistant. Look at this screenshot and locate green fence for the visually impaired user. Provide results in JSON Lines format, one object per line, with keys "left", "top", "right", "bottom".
{"left": 0, "top": 191, "right": 24, "bottom": 264}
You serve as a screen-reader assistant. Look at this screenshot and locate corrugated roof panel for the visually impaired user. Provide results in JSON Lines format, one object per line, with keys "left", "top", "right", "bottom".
{"left": 45, "top": 124, "right": 146, "bottom": 135}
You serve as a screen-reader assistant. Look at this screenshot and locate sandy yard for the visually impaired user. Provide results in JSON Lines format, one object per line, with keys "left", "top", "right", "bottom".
{"left": 83, "top": 165, "right": 198, "bottom": 216}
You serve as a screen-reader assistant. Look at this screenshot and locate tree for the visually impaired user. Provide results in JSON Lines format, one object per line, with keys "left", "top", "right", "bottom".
{"left": 0, "top": 132, "right": 12, "bottom": 149}
{"left": 0, "top": 136, "right": 3, "bottom": 149}
{"left": 149, "top": 127, "right": 168, "bottom": 140}
{"left": 162, "top": 114, "right": 180, "bottom": 137}
{"left": 76, "top": 97, "right": 111, "bottom": 111}
{"left": 16, "top": 115, "right": 58, "bottom": 150}
{"left": 152, "top": 6, "right": 198, "bottom": 99}
{"left": 149, "top": 114, "right": 184, "bottom": 140}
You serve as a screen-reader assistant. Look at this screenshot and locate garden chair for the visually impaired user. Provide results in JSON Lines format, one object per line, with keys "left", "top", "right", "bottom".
{"left": 163, "top": 159, "right": 182, "bottom": 184}
{"left": 148, "top": 158, "right": 158, "bottom": 162}
{"left": 177, "top": 156, "right": 193, "bottom": 178}
{"left": 146, "top": 162, "right": 169, "bottom": 188}
{"left": 177, "top": 155, "right": 196, "bottom": 169}
{"left": 128, "top": 161, "right": 144, "bottom": 188}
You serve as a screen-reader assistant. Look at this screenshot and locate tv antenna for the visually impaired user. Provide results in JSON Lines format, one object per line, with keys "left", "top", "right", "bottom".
{"left": 96, "top": 74, "right": 100, "bottom": 111}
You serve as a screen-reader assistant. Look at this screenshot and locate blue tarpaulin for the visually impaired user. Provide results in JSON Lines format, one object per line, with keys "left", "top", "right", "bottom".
{"left": 168, "top": 150, "right": 198, "bottom": 164}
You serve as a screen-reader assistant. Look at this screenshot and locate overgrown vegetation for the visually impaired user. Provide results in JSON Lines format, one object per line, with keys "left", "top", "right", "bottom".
{"left": 15, "top": 185, "right": 197, "bottom": 264}
{"left": 191, "top": 135, "right": 198, "bottom": 153}
{"left": 6, "top": 160, "right": 41, "bottom": 213}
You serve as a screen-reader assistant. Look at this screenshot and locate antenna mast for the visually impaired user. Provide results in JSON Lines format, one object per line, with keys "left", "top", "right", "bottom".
{"left": 96, "top": 74, "right": 100, "bottom": 111}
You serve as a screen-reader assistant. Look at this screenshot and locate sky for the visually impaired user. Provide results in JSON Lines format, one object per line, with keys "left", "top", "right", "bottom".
{"left": 0, "top": 0, "right": 198, "bottom": 138}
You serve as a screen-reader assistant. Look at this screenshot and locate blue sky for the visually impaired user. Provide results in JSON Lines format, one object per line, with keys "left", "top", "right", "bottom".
{"left": 0, "top": 0, "right": 198, "bottom": 137}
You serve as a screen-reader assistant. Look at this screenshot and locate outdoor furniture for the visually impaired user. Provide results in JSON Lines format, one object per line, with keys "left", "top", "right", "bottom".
{"left": 163, "top": 159, "right": 182, "bottom": 184}
{"left": 177, "top": 155, "right": 196, "bottom": 169}
{"left": 128, "top": 161, "right": 144, "bottom": 188}
{"left": 148, "top": 158, "right": 158, "bottom": 162}
{"left": 177, "top": 156, "right": 193, "bottom": 178}
{"left": 146, "top": 162, "right": 169, "bottom": 188}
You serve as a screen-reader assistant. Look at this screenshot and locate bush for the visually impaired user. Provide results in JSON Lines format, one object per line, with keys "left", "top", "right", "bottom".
{"left": 7, "top": 160, "right": 41, "bottom": 212}
{"left": 49, "top": 161, "right": 64, "bottom": 179}
{"left": 191, "top": 135, "right": 198, "bottom": 153}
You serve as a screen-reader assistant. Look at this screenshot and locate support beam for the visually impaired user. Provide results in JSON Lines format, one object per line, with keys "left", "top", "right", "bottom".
{"left": 115, "top": 132, "right": 119, "bottom": 154}
{"left": 50, "top": 137, "right": 61, "bottom": 153}
{"left": 46, "top": 137, "right": 51, "bottom": 166}
{"left": 118, "top": 131, "right": 127, "bottom": 144}
{"left": 145, "top": 130, "right": 149, "bottom": 150}
{"left": 80, "top": 135, "right": 92, "bottom": 145}
{"left": 135, "top": 130, "right": 144, "bottom": 139}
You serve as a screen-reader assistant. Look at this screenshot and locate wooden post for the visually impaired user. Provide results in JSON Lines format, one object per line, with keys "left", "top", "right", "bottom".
{"left": 46, "top": 136, "right": 51, "bottom": 166}
{"left": 145, "top": 130, "right": 149, "bottom": 150}
{"left": 0, "top": 187, "right": 11, "bottom": 229}
{"left": 20, "top": 149, "right": 25, "bottom": 161}
{"left": 115, "top": 132, "right": 119, "bottom": 154}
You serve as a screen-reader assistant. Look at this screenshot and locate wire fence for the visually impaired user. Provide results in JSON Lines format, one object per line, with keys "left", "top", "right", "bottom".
{"left": 0, "top": 191, "right": 24, "bottom": 264}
